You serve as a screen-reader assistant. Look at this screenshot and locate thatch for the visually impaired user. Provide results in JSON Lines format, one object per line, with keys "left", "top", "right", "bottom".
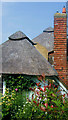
{"left": 32, "top": 27, "right": 54, "bottom": 52}
{"left": 9, "top": 31, "right": 28, "bottom": 40}
{"left": 34, "top": 43, "right": 48, "bottom": 60}
{"left": 0, "top": 31, "right": 57, "bottom": 76}
{"left": 43, "top": 27, "right": 54, "bottom": 32}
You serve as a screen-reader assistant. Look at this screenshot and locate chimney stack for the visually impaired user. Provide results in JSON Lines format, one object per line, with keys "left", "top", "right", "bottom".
{"left": 54, "top": 7, "right": 68, "bottom": 88}
{"left": 62, "top": 6, "right": 66, "bottom": 13}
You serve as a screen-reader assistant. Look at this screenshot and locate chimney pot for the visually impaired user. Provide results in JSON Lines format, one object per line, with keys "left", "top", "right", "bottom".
{"left": 57, "top": 11, "right": 59, "bottom": 13}
{"left": 62, "top": 6, "right": 66, "bottom": 13}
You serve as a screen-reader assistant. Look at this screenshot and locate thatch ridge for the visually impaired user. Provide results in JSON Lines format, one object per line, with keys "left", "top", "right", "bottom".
{"left": 32, "top": 27, "right": 54, "bottom": 52}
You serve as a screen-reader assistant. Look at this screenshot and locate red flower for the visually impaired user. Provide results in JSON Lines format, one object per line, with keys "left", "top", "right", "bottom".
{"left": 63, "top": 94, "right": 65, "bottom": 97}
{"left": 63, "top": 100, "right": 65, "bottom": 104}
{"left": 37, "top": 103, "right": 39, "bottom": 106}
{"left": 33, "top": 101, "right": 36, "bottom": 104}
{"left": 46, "top": 85, "right": 48, "bottom": 88}
{"left": 51, "top": 105, "right": 53, "bottom": 108}
{"left": 40, "top": 88, "right": 44, "bottom": 92}
{"left": 32, "top": 95, "right": 34, "bottom": 100}
{"left": 67, "top": 93, "right": 68, "bottom": 96}
{"left": 43, "top": 103, "right": 48, "bottom": 108}
{"left": 37, "top": 91, "right": 39, "bottom": 95}
{"left": 40, "top": 106, "right": 46, "bottom": 111}
{"left": 36, "top": 82, "right": 40, "bottom": 86}
{"left": 44, "top": 86, "right": 46, "bottom": 91}
{"left": 49, "top": 83, "right": 51, "bottom": 89}
{"left": 57, "top": 85, "right": 58, "bottom": 88}
{"left": 29, "top": 88, "right": 34, "bottom": 91}
{"left": 54, "top": 85, "right": 58, "bottom": 88}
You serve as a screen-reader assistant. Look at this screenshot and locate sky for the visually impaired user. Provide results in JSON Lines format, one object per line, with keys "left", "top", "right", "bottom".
{"left": 0, "top": 0, "right": 68, "bottom": 44}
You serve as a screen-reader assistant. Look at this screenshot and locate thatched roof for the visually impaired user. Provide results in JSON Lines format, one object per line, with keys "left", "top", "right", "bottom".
{"left": 32, "top": 27, "right": 54, "bottom": 52}
{"left": 0, "top": 31, "right": 57, "bottom": 76}
{"left": 9, "top": 31, "right": 28, "bottom": 40}
{"left": 43, "top": 27, "right": 54, "bottom": 32}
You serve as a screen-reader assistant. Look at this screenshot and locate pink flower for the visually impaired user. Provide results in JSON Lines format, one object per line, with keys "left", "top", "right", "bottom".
{"left": 43, "top": 103, "right": 48, "bottom": 108}
{"left": 51, "top": 105, "right": 53, "bottom": 108}
{"left": 63, "top": 99, "right": 65, "bottom": 104}
{"left": 40, "top": 106, "right": 46, "bottom": 111}
{"left": 52, "top": 93, "right": 55, "bottom": 97}
{"left": 49, "top": 83, "right": 51, "bottom": 89}
{"left": 15, "top": 88, "right": 18, "bottom": 91}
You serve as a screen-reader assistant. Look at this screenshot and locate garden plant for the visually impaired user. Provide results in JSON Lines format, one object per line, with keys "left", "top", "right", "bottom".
{"left": 1, "top": 74, "right": 68, "bottom": 120}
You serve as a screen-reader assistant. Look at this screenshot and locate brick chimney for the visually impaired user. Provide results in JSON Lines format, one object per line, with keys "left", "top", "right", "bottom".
{"left": 54, "top": 7, "right": 68, "bottom": 89}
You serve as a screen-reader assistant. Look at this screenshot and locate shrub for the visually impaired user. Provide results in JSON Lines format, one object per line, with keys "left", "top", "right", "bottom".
{"left": 1, "top": 88, "right": 30, "bottom": 120}
{"left": 3, "top": 74, "right": 36, "bottom": 92}
{"left": 26, "top": 75, "right": 68, "bottom": 120}
{"left": 1, "top": 74, "right": 68, "bottom": 120}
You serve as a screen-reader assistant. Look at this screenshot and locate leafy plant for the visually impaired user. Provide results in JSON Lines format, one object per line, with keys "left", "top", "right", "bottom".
{"left": 1, "top": 88, "right": 30, "bottom": 120}
{"left": 3, "top": 74, "right": 36, "bottom": 91}
{"left": 1, "top": 74, "right": 68, "bottom": 120}
{"left": 27, "top": 74, "right": 68, "bottom": 120}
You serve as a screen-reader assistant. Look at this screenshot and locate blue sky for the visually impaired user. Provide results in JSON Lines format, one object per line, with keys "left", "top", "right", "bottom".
{"left": 1, "top": 1, "right": 67, "bottom": 44}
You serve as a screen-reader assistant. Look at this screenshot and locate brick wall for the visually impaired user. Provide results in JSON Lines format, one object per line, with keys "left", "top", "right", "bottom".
{"left": 54, "top": 13, "right": 68, "bottom": 88}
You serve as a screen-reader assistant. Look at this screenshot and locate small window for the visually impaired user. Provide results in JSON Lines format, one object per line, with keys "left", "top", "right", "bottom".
{"left": 52, "top": 56, "right": 54, "bottom": 61}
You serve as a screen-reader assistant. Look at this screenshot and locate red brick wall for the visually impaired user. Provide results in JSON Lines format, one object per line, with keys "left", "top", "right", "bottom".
{"left": 54, "top": 13, "right": 68, "bottom": 88}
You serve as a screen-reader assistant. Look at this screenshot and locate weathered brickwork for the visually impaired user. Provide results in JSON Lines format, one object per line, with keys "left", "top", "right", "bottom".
{"left": 54, "top": 13, "right": 68, "bottom": 88}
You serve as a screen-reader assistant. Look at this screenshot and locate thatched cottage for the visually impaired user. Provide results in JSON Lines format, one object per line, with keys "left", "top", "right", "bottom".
{"left": 0, "top": 31, "right": 58, "bottom": 94}
{"left": 0, "top": 6, "right": 68, "bottom": 95}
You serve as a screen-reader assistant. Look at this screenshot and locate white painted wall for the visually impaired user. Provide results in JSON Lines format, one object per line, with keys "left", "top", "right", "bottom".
{"left": 54, "top": 77, "right": 68, "bottom": 98}
{"left": 3, "top": 81, "right": 6, "bottom": 95}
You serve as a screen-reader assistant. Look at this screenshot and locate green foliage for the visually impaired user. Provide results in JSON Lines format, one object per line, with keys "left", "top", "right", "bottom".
{"left": 1, "top": 74, "right": 68, "bottom": 120}
{"left": 1, "top": 89, "right": 31, "bottom": 120}
{"left": 3, "top": 74, "right": 36, "bottom": 91}
{"left": 26, "top": 75, "right": 68, "bottom": 120}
